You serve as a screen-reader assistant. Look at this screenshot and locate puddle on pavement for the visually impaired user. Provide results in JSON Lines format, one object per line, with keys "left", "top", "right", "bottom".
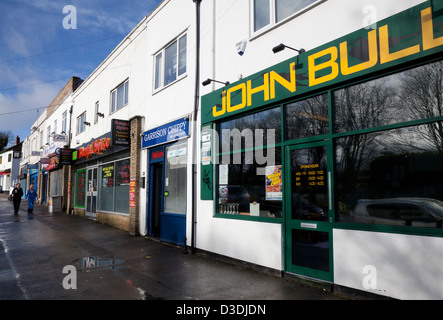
{"left": 73, "top": 256, "right": 125, "bottom": 272}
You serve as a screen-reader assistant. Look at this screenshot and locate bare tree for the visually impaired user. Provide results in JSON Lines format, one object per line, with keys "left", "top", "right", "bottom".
{"left": 399, "top": 61, "right": 443, "bottom": 152}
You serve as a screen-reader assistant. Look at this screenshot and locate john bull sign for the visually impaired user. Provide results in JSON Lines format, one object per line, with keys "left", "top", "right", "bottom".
{"left": 201, "top": 4, "right": 443, "bottom": 123}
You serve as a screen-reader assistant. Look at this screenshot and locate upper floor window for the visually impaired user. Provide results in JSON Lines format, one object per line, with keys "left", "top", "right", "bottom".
{"left": 62, "top": 111, "right": 67, "bottom": 133}
{"left": 46, "top": 125, "right": 51, "bottom": 144}
{"left": 154, "top": 33, "right": 187, "bottom": 90}
{"left": 77, "top": 112, "right": 87, "bottom": 134}
{"left": 94, "top": 101, "right": 100, "bottom": 124}
{"left": 111, "top": 80, "right": 129, "bottom": 113}
{"left": 253, "top": 0, "right": 323, "bottom": 33}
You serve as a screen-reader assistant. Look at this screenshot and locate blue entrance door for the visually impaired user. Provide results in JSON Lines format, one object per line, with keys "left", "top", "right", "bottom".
{"left": 148, "top": 143, "right": 187, "bottom": 246}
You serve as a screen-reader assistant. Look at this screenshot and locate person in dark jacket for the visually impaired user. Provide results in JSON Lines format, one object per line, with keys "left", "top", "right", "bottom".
{"left": 11, "top": 183, "right": 24, "bottom": 215}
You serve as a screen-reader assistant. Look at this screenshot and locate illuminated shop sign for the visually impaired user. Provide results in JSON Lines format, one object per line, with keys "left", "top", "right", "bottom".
{"left": 202, "top": 4, "right": 443, "bottom": 123}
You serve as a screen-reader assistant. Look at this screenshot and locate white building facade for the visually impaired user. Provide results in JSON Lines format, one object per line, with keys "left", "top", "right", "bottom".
{"left": 198, "top": 0, "right": 443, "bottom": 300}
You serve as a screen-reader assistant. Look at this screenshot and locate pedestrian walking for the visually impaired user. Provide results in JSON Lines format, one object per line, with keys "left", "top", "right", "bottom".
{"left": 26, "top": 184, "right": 38, "bottom": 214}
{"left": 11, "top": 183, "right": 24, "bottom": 215}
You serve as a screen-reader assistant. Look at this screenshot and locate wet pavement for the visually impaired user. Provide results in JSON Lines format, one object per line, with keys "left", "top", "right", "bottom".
{"left": 0, "top": 192, "right": 348, "bottom": 303}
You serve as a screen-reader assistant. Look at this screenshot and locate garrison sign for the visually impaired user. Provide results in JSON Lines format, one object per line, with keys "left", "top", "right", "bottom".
{"left": 201, "top": 3, "right": 443, "bottom": 124}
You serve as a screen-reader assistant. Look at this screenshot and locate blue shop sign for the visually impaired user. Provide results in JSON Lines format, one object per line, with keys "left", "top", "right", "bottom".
{"left": 142, "top": 117, "right": 190, "bottom": 149}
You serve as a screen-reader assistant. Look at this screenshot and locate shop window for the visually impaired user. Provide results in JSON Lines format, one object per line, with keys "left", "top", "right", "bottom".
{"left": 252, "top": 0, "right": 323, "bottom": 33}
{"left": 75, "top": 170, "right": 86, "bottom": 208}
{"left": 49, "top": 170, "right": 63, "bottom": 197}
{"left": 164, "top": 141, "right": 188, "bottom": 214}
{"left": 335, "top": 122, "right": 443, "bottom": 229}
{"left": 216, "top": 106, "right": 282, "bottom": 219}
{"left": 219, "top": 106, "right": 281, "bottom": 153}
{"left": 334, "top": 60, "right": 443, "bottom": 134}
{"left": 115, "top": 159, "right": 130, "bottom": 213}
{"left": 217, "top": 148, "right": 282, "bottom": 218}
{"left": 111, "top": 80, "right": 129, "bottom": 113}
{"left": 285, "top": 93, "right": 329, "bottom": 140}
{"left": 98, "top": 158, "right": 130, "bottom": 214}
{"left": 154, "top": 33, "right": 187, "bottom": 90}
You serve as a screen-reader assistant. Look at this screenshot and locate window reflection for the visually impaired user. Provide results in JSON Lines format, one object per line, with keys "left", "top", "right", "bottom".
{"left": 336, "top": 122, "right": 443, "bottom": 228}
{"left": 285, "top": 94, "right": 328, "bottom": 140}
{"left": 334, "top": 60, "right": 443, "bottom": 133}
{"left": 217, "top": 148, "right": 282, "bottom": 218}
{"left": 219, "top": 106, "right": 281, "bottom": 153}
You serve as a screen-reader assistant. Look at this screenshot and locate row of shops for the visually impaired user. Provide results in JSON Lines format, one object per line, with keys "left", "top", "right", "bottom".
{"left": 16, "top": 0, "right": 443, "bottom": 299}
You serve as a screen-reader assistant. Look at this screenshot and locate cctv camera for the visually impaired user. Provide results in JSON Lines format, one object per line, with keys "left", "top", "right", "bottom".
{"left": 236, "top": 39, "right": 248, "bottom": 56}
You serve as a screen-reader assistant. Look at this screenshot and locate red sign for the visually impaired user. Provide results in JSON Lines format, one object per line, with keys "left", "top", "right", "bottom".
{"left": 78, "top": 138, "right": 111, "bottom": 159}
{"left": 152, "top": 150, "right": 164, "bottom": 159}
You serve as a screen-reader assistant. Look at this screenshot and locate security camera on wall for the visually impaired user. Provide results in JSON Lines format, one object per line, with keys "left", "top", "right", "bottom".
{"left": 236, "top": 39, "right": 248, "bottom": 56}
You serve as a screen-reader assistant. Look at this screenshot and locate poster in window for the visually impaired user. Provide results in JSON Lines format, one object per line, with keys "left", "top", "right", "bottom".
{"left": 102, "top": 165, "right": 114, "bottom": 188}
{"left": 265, "top": 165, "right": 282, "bottom": 201}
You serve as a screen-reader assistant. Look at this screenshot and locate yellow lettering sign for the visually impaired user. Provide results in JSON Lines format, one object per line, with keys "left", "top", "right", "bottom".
{"left": 308, "top": 47, "right": 339, "bottom": 87}
{"left": 379, "top": 24, "right": 420, "bottom": 64}
{"left": 269, "top": 62, "right": 296, "bottom": 99}
{"left": 340, "top": 29, "right": 378, "bottom": 75}
{"left": 422, "top": 7, "right": 443, "bottom": 50}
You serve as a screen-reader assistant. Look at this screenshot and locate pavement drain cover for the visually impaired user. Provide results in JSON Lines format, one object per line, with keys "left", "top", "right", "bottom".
{"left": 73, "top": 256, "right": 124, "bottom": 272}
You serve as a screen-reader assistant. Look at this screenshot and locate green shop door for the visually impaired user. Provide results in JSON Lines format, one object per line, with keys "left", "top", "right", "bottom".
{"left": 285, "top": 142, "right": 333, "bottom": 282}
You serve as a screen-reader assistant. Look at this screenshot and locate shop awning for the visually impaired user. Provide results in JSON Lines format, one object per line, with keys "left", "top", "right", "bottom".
{"left": 0, "top": 169, "right": 11, "bottom": 176}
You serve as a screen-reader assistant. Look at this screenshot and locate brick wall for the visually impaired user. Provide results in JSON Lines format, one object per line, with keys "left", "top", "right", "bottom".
{"left": 128, "top": 116, "right": 142, "bottom": 236}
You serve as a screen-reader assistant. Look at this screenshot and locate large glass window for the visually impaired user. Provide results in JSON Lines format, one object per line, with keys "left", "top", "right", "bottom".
{"left": 164, "top": 141, "right": 188, "bottom": 214}
{"left": 335, "top": 122, "right": 443, "bottom": 229}
{"left": 216, "top": 106, "right": 282, "bottom": 219}
{"left": 75, "top": 169, "right": 86, "bottom": 208}
{"left": 115, "top": 159, "right": 130, "bottom": 213}
{"left": 98, "top": 158, "right": 130, "bottom": 214}
{"left": 285, "top": 94, "right": 329, "bottom": 140}
{"left": 334, "top": 61, "right": 443, "bottom": 133}
{"left": 217, "top": 148, "right": 282, "bottom": 218}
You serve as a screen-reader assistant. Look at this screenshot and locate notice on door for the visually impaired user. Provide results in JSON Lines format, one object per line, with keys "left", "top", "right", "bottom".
{"left": 295, "top": 163, "right": 325, "bottom": 187}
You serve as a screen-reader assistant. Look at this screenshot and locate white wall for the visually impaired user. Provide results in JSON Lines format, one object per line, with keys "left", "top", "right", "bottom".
{"left": 334, "top": 229, "right": 443, "bottom": 300}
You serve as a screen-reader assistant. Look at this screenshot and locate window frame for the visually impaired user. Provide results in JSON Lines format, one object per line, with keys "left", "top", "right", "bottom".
{"left": 110, "top": 79, "right": 129, "bottom": 114}
{"left": 62, "top": 111, "right": 67, "bottom": 133}
{"left": 250, "top": 0, "right": 326, "bottom": 36}
{"left": 94, "top": 101, "right": 100, "bottom": 124}
{"left": 153, "top": 32, "right": 187, "bottom": 92}
{"left": 76, "top": 112, "right": 86, "bottom": 135}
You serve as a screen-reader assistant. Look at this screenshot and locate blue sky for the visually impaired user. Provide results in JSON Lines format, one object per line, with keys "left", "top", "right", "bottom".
{"left": 0, "top": 0, "right": 162, "bottom": 147}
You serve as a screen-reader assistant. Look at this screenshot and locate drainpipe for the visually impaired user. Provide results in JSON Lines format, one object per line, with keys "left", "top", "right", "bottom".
{"left": 191, "top": 0, "right": 202, "bottom": 254}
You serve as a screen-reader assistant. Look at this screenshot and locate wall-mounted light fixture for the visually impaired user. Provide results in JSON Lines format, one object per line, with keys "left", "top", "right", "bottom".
{"left": 272, "top": 43, "right": 305, "bottom": 55}
{"left": 202, "top": 78, "right": 230, "bottom": 87}
{"left": 83, "top": 121, "right": 91, "bottom": 127}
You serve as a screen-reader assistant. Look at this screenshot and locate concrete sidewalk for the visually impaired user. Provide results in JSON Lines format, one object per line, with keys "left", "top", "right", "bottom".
{"left": 0, "top": 192, "right": 348, "bottom": 301}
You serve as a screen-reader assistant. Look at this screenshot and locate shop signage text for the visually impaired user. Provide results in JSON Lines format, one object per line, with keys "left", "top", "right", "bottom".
{"left": 203, "top": 5, "right": 443, "bottom": 122}
{"left": 142, "top": 117, "right": 190, "bottom": 149}
{"left": 111, "top": 119, "right": 130, "bottom": 147}
{"left": 75, "top": 138, "right": 111, "bottom": 160}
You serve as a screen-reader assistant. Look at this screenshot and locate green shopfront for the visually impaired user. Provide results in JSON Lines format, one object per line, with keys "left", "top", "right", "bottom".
{"left": 201, "top": 2, "right": 443, "bottom": 298}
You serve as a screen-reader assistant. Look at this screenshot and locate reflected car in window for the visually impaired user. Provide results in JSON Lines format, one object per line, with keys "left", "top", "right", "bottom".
{"left": 351, "top": 198, "right": 443, "bottom": 228}
{"left": 219, "top": 185, "right": 251, "bottom": 213}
